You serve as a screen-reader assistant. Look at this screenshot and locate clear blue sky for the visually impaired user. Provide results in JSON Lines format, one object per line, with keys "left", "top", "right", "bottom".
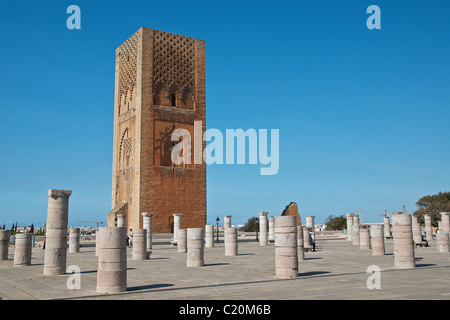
{"left": 0, "top": 0, "right": 449, "bottom": 228}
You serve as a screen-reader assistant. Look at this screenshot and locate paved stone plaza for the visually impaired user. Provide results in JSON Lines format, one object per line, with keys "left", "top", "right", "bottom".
{"left": 0, "top": 237, "right": 449, "bottom": 300}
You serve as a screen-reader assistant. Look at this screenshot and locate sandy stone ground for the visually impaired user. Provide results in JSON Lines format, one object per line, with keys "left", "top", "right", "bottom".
{"left": 1, "top": 237, "right": 449, "bottom": 300}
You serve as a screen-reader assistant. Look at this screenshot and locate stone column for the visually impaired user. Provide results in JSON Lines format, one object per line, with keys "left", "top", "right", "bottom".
{"left": 306, "top": 216, "right": 315, "bottom": 230}
{"left": 297, "top": 226, "right": 305, "bottom": 260}
{"left": 360, "top": 228, "right": 371, "bottom": 250}
{"left": 268, "top": 217, "right": 275, "bottom": 243}
{"left": 116, "top": 214, "right": 126, "bottom": 228}
{"left": 205, "top": 225, "right": 214, "bottom": 248}
{"left": 187, "top": 228, "right": 204, "bottom": 267}
{"left": 132, "top": 229, "right": 148, "bottom": 260}
{"left": 96, "top": 227, "right": 127, "bottom": 293}
{"left": 424, "top": 214, "right": 433, "bottom": 241}
{"left": 436, "top": 232, "right": 450, "bottom": 253}
{"left": 141, "top": 212, "right": 154, "bottom": 250}
{"left": 346, "top": 213, "right": 354, "bottom": 241}
{"left": 225, "top": 227, "right": 238, "bottom": 256}
{"left": 68, "top": 227, "right": 80, "bottom": 253}
{"left": 224, "top": 215, "right": 232, "bottom": 229}
{"left": 95, "top": 231, "right": 99, "bottom": 256}
{"left": 14, "top": 234, "right": 33, "bottom": 266}
{"left": 303, "top": 226, "right": 312, "bottom": 252}
{"left": 411, "top": 216, "right": 423, "bottom": 245}
{"left": 258, "top": 212, "right": 269, "bottom": 246}
{"left": 437, "top": 216, "right": 450, "bottom": 253}
{"left": 44, "top": 189, "right": 71, "bottom": 276}
{"left": 274, "top": 216, "right": 298, "bottom": 279}
{"left": 440, "top": 212, "right": 450, "bottom": 235}
{"left": 352, "top": 215, "right": 360, "bottom": 246}
{"left": 392, "top": 213, "right": 415, "bottom": 269}
{"left": 172, "top": 214, "right": 182, "bottom": 246}
{"left": 178, "top": 229, "right": 187, "bottom": 253}
{"left": 0, "top": 230, "right": 10, "bottom": 260}
{"left": 370, "top": 224, "right": 385, "bottom": 256}
{"left": 391, "top": 212, "right": 402, "bottom": 228}
{"left": 223, "top": 215, "right": 232, "bottom": 242}
{"left": 384, "top": 215, "right": 391, "bottom": 238}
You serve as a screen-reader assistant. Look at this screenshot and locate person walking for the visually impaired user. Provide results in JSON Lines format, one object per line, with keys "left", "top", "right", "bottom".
{"left": 309, "top": 228, "right": 316, "bottom": 252}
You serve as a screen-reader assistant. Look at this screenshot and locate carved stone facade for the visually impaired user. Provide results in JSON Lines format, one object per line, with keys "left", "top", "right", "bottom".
{"left": 108, "top": 27, "right": 206, "bottom": 233}
{"left": 153, "top": 30, "right": 196, "bottom": 110}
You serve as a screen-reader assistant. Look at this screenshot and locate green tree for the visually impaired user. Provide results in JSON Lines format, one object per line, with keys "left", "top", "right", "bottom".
{"left": 324, "top": 215, "right": 347, "bottom": 231}
{"left": 413, "top": 192, "right": 450, "bottom": 227}
{"left": 242, "top": 217, "right": 259, "bottom": 232}
{"left": 34, "top": 229, "right": 45, "bottom": 236}
{"left": 30, "top": 223, "right": 34, "bottom": 234}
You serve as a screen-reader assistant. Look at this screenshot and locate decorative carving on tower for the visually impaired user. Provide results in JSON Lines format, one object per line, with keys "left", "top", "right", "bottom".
{"left": 153, "top": 30, "right": 196, "bottom": 105}
{"left": 117, "top": 33, "right": 138, "bottom": 114}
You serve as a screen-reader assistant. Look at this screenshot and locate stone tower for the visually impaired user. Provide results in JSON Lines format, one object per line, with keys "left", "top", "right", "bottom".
{"left": 108, "top": 27, "right": 206, "bottom": 233}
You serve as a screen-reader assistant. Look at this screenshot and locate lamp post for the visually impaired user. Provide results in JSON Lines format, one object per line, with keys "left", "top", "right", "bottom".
{"left": 216, "top": 217, "right": 220, "bottom": 243}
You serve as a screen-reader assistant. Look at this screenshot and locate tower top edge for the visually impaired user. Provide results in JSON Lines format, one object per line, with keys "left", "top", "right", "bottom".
{"left": 116, "top": 26, "right": 205, "bottom": 51}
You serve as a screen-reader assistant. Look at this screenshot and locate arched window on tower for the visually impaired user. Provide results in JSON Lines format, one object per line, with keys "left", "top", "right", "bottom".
{"left": 119, "top": 128, "right": 133, "bottom": 171}
{"left": 171, "top": 94, "right": 177, "bottom": 107}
